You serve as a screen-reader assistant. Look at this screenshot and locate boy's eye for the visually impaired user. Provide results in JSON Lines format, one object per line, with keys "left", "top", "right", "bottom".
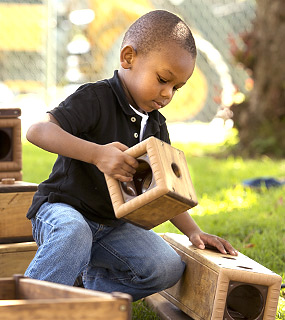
{"left": 158, "top": 75, "right": 180, "bottom": 92}
{"left": 158, "top": 76, "right": 167, "bottom": 84}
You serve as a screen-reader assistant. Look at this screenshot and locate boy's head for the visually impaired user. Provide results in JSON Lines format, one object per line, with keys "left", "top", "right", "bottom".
{"left": 121, "top": 10, "right": 196, "bottom": 59}
{"left": 118, "top": 10, "right": 196, "bottom": 114}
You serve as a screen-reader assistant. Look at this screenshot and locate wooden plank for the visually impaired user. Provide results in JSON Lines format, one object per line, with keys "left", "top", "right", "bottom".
{"left": 0, "top": 242, "right": 37, "bottom": 254}
{"left": 0, "top": 189, "right": 36, "bottom": 242}
{"left": 145, "top": 293, "right": 193, "bottom": 320}
{"left": 0, "top": 181, "right": 37, "bottom": 193}
{"left": 18, "top": 278, "right": 119, "bottom": 300}
{"left": 0, "top": 278, "right": 15, "bottom": 299}
{"left": 0, "top": 242, "right": 37, "bottom": 277}
{"left": 0, "top": 277, "right": 132, "bottom": 320}
{"left": 0, "top": 299, "right": 131, "bottom": 320}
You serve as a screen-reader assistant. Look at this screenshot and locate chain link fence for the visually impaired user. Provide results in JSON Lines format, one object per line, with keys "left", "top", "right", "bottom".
{"left": 0, "top": 0, "right": 256, "bottom": 123}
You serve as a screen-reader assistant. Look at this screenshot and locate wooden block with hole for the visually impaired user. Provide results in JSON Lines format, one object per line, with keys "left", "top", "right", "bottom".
{"left": 0, "top": 275, "right": 132, "bottom": 320}
{"left": 0, "top": 116, "right": 22, "bottom": 174}
{"left": 105, "top": 137, "right": 198, "bottom": 229}
{"left": 0, "top": 181, "right": 37, "bottom": 243}
{"left": 0, "top": 242, "right": 38, "bottom": 277}
{"left": 159, "top": 233, "right": 282, "bottom": 320}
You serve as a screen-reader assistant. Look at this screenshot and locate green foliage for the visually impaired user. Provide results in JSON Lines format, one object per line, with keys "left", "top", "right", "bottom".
{"left": 132, "top": 300, "right": 160, "bottom": 320}
{"left": 22, "top": 141, "right": 285, "bottom": 319}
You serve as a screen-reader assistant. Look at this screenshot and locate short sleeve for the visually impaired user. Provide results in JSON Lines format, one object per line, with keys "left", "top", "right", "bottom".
{"left": 49, "top": 84, "right": 101, "bottom": 136}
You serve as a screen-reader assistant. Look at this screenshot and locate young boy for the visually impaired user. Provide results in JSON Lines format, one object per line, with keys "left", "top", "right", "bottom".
{"left": 25, "top": 10, "right": 237, "bottom": 301}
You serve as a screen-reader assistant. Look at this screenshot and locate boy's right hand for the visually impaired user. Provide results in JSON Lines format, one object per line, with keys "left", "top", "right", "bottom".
{"left": 94, "top": 142, "right": 138, "bottom": 182}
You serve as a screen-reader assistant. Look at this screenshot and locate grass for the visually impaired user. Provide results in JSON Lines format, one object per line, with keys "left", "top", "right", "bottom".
{"left": 22, "top": 138, "right": 285, "bottom": 319}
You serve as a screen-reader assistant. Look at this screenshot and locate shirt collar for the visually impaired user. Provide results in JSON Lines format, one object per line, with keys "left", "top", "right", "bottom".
{"left": 107, "top": 70, "right": 167, "bottom": 126}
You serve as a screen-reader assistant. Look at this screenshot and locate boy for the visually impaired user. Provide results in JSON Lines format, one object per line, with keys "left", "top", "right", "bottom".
{"left": 25, "top": 10, "right": 237, "bottom": 301}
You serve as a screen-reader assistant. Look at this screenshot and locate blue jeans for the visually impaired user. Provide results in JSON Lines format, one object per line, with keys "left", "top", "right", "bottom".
{"left": 25, "top": 202, "right": 185, "bottom": 301}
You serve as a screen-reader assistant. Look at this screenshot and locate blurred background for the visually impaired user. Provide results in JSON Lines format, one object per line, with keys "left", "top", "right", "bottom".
{"left": 0, "top": 0, "right": 257, "bottom": 144}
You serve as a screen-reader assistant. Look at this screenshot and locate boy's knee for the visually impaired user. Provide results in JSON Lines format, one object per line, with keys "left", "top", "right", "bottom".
{"left": 58, "top": 218, "right": 92, "bottom": 251}
{"left": 144, "top": 252, "right": 185, "bottom": 291}
{"left": 159, "top": 255, "right": 185, "bottom": 289}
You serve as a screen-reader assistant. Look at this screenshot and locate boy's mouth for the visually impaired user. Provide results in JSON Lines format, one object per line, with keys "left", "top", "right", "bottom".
{"left": 153, "top": 100, "right": 165, "bottom": 109}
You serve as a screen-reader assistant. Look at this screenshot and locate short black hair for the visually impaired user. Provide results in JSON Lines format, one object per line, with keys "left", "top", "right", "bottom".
{"left": 121, "top": 10, "right": 197, "bottom": 58}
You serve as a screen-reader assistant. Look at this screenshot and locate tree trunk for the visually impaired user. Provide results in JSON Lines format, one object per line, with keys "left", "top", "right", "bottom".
{"left": 233, "top": 0, "right": 285, "bottom": 157}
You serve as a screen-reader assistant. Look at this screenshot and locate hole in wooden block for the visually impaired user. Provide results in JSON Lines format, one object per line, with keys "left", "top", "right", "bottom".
{"left": 0, "top": 128, "right": 12, "bottom": 161}
{"left": 171, "top": 162, "right": 181, "bottom": 178}
{"left": 225, "top": 282, "right": 267, "bottom": 320}
{"left": 120, "top": 154, "right": 156, "bottom": 202}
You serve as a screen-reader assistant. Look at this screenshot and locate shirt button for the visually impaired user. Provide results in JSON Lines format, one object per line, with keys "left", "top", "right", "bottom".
{"left": 131, "top": 117, "right": 136, "bottom": 122}
{"left": 134, "top": 133, "right": 138, "bottom": 138}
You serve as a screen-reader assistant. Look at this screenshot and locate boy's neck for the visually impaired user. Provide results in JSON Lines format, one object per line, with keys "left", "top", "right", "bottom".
{"left": 118, "top": 68, "right": 147, "bottom": 115}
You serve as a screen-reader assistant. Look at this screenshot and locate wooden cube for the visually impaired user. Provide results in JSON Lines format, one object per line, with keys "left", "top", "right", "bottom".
{"left": 0, "top": 242, "right": 38, "bottom": 277}
{"left": 105, "top": 137, "right": 198, "bottom": 229}
{"left": 160, "top": 233, "right": 282, "bottom": 320}
{"left": 0, "top": 275, "right": 132, "bottom": 320}
{"left": 0, "top": 181, "right": 37, "bottom": 243}
{"left": 0, "top": 117, "right": 22, "bottom": 174}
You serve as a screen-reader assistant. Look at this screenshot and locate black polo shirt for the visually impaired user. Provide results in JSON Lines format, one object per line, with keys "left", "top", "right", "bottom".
{"left": 26, "top": 70, "right": 171, "bottom": 225}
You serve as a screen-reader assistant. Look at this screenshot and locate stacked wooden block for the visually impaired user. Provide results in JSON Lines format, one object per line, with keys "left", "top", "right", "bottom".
{"left": 0, "top": 181, "right": 38, "bottom": 277}
{"left": 0, "top": 108, "right": 22, "bottom": 180}
{"left": 0, "top": 108, "right": 38, "bottom": 276}
{"left": 0, "top": 183, "right": 134, "bottom": 319}
{"left": 0, "top": 108, "right": 134, "bottom": 319}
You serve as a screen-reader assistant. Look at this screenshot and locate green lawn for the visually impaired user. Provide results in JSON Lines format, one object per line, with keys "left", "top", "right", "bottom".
{"left": 22, "top": 140, "right": 285, "bottom": 319}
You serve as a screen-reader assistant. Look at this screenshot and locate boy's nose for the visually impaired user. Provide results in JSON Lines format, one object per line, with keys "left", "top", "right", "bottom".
{"left": 161, "top": 86, "right": 174, "bottom": 99}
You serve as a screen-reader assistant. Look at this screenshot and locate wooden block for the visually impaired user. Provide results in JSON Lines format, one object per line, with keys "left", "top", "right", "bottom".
{"left": 145, "top": 293, "right": 193, "bottom": 320}
{"left": 0, "top": 275, "right": 132, "bottom": 319}
{"left": 105, "top": 137, "right": 198, "bottom": 229}
{"left": 0, "top": 118, "right": 22, "bottom": 171}
{"left": 0, "top": 181, "right": 37, "bottom": 243}
{"left": 160, "top": 233, "right": 282, "bottom": 320}
{"left": 0, "top": 242, "right": 38, "bottom": 277}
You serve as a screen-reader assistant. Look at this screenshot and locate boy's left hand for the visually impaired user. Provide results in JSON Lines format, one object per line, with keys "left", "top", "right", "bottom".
{"left": 188, "top": 231, "right": 238, "bottom": 256}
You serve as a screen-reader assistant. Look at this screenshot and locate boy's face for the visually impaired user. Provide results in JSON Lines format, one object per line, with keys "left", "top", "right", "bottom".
{"left": 118, "top": 43, "right": 195, "bottom": 114}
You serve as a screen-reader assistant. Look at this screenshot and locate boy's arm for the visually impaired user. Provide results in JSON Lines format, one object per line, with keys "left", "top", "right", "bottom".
{"left": 170, "top": 212, "right": 238, "bottom": 256}
{"left": 26, "top": 113, "right": 138, "bottom": 182}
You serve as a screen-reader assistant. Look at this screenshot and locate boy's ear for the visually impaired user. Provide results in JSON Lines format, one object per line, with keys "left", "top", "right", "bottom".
{"left": 120, "top": 45, "right": 136, "bottom": 69}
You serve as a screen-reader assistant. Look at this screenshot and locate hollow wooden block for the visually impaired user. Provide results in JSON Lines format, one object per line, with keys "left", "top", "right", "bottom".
{"left": 0, "top": 275, "right": 132, "bottom": 320}
{"left": 160, "top": 233, "right": 282, "bottom": 320}
{"left": 0, "top": 181, "right": 37, "bottom": 243}
{"left": 105, "top": 137, "right": 198, "bottom": 229}
{"left": 0, "top": 242, "right": 38, "bottom": 277}
{"left": 0, "top": 118, "right": 22, "bottom": 173}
